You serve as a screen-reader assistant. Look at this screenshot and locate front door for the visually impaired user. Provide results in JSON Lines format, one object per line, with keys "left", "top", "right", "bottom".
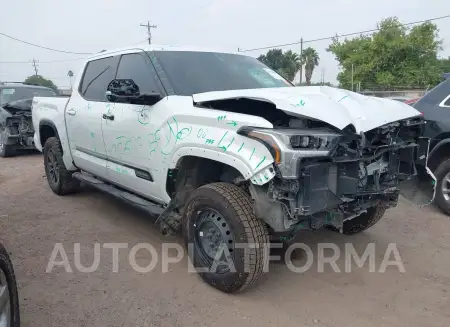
{"left": 101, "top": 51, "right": 166, "bottom": 203}
{"left": 66, "top": 56, "right": 118, "bottom": 179}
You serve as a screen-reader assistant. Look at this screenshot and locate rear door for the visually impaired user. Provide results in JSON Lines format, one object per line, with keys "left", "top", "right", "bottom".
{"left": 101, "top": 51, "right": 167, "bottom": 203}
{"left": 65, "top": 56, "right": 118, "bottom": 179}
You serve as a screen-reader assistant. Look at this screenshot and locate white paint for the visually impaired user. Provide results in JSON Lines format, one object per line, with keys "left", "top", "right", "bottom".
{"left": 193, "top": 86, "right": 422, "bottom": 133}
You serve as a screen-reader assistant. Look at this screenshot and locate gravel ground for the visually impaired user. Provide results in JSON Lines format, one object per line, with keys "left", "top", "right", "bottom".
{"left": 1, "top": 154, "right": 449, "bottom": 327}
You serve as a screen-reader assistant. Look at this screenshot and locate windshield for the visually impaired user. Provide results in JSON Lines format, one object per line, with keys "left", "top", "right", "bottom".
{"left": 151, "top": 51, "right": 293, "bottom": 96}
{"left": 0, "top": 87, "right": 57, "bottom": 105}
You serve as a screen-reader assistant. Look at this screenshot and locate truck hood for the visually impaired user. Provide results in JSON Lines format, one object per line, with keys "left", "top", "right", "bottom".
{"left": 192, "top": 86, "right": 422, "bottom": 133}
{"left": 0, "top": 98, "right": 33, "bottom": 115}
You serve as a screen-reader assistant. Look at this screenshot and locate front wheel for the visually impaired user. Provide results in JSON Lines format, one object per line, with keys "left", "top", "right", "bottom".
{"left": 342, "top": 204, "right": 386, "bottom": 235}
{"left": 43, "top": 137, "right": 80, "bottom": 195}
{"left": 183, "top": 182, "right": 269, "bottom": 293}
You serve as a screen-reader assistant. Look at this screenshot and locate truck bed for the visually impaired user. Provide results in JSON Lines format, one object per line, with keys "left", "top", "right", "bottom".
{"left": 32, "top": 96, "right": 70, "bottom": 152}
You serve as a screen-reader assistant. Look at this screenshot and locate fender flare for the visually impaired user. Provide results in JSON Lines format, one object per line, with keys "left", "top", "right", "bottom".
{"left": 169, "top": 147, "right": 274, "bottom": 182}
{"left": 38, "top": 119, "right": 61, "bottom": 145}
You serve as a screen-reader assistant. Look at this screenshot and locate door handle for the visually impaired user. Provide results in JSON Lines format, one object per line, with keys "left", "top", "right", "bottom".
{"left": 67, "top": 108, "right": 76, "bottom": 116}
{"left": 102, "top": 114, "right": 115, "bottom": 121}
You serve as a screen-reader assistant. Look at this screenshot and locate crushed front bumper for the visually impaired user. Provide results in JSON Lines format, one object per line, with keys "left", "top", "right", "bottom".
{"left": 271, "top": 138, "right": 435, "bottom": 218}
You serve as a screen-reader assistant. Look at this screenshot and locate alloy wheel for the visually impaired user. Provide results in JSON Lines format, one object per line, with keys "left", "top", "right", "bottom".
{"left": 47, "top": 149, "right": 60, "bottom": 185}
{"left": 441, "top": 172, "right": 450, "bottom": 201}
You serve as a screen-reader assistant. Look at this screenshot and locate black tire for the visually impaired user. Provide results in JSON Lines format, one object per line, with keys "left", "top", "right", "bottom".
{"left": 183, "top": 182, "right": 269, "bottom": 293}
{"left": 43, "top": 137, "right": 79, "bottom": 195}
{"left": 433, "top": 159, "right": 450, "bottom": 215}
{"left": 0, "top": 143, "right": 16, "bottom": 158}
{"left": 342, "top": 204, "right": 386, "bottom": 235}
{"left": 0, "top": 244, "right": 20, "bottom": 327}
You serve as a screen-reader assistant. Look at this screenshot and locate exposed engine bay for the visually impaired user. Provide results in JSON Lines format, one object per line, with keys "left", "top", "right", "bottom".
{"left": 198, "top": 97, "right": 425, "bottom": 234}
{"left": 5, "top": 112, "right": 35, "bottom": 140}
{"left": 0, "top": 98, "right": 36, "bottom": 151}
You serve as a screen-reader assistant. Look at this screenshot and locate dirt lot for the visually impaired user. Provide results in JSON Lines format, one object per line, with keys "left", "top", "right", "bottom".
{"left": 0, "top": 154, "right": 449, "bottom": 327}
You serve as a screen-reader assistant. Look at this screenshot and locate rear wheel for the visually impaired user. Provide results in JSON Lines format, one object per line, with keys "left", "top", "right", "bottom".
{"left": 43, "top": 137, "right": 79, "bottom": 195}
{"left": 433, "top": 159, "right": 450, "bottom": 215}
{"left": 0, "top": 143, "right": 15, "bottom": 158}
{"left": 183, "top": 182, "right": 269, "bottom": 293}
{"left": 0, "top": 132, "right": 15, "bottom": 158}
{"left": 342, "top": 204, "right": 386, "bottom": 235}
{"left": 0, "top": 244, "right": 20, "bottom": 327}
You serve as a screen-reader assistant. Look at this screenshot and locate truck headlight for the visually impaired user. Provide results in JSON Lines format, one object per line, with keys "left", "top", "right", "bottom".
{"left": 238, "top": 127, "right": 342, "bottom": 163}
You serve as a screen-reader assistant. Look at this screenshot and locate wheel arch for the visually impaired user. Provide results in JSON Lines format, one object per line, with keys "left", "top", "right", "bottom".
{"left": 39, "top": 120, "right": 60, "bottom": 148}
{"left": 166, "top": 155, "right": 246, "bottom": 205}
{"left": 427, "top": 139, "right": 450, "bottom": 171}
{"left": 39, "top": 119, "right": 76, "bottom": 171}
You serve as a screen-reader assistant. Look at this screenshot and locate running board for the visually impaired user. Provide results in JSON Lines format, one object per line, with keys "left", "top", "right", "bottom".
{"left": 72, "top": 172, "right": 165, "bottom": 217}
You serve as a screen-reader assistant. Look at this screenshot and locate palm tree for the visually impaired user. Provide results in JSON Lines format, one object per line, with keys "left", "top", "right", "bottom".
{"left": 67, "top": 70, "right": 74, "bottom": 89}
{"left": 258, "top": 49, "right": 300, "bottom": 82}
{"left": 300, "top": 48, "right": 320, "bottom": 85}
{"left": 281, "top": 50, "right": 301, "bottom": 82}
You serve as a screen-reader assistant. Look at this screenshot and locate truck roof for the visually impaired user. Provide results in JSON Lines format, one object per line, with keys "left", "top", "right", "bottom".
{"left": 86, "top": 44, "right": 243, "bottom": 61}
{"left": 0, "top": 82, "right": 53, "bottom": 90}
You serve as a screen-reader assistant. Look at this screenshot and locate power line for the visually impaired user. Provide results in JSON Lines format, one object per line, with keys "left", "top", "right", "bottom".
{"left": 0, "top": 57, "right": 86, "bottom": 64}
{"left": 131, "top": 38, "right": 151, "bottom": 46}
{"left": 238, "top": 14, "right": 450, "bottom": 52}
{"left": 0, "top": 32, "right": 93, "bottom": 55}
{"left": 0, "top": 38, "right": 149, "bottom": 65}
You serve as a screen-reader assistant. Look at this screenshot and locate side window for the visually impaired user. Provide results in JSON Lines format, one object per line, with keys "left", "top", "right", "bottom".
{"left": 116, "top": 53, "right": 159, "bottom": 94}
{"left": 444, "top": 95, "right": 450, "bottom": 106}
{"left": 80, "top": 57, "right": 115, "bottom": 101}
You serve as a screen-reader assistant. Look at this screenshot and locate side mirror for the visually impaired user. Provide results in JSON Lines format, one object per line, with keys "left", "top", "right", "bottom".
{"left": 106, "top": 79, "right": 162, "bottom": 106}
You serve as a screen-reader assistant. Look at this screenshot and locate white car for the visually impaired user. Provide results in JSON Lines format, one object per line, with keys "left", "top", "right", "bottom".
{"left": 32, "top": 45, "right": 427, "bottom": 293}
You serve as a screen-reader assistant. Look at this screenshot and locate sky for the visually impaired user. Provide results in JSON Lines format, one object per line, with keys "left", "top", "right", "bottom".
{"left": 1, "top": 0, "right": 449, "bottom": 89}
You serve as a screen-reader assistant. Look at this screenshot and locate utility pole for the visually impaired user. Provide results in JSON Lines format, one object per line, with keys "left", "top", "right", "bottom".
{"left": 299, "top": 38, "right": 303, "bottom": 85}
{"left": 140, "top": 21, "right": 157, "bottom": 44}
{"left": 31, "top": 59, "right": 39, "bottom": 76}
{"left": 351, "top": 63, "right": 354, "bottom": 91}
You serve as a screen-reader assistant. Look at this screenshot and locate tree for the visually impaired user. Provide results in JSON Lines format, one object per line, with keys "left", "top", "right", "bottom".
{"left": 327, "top": 17, "right": 443, "bottom": 90}
{"left": 24, "top": 75, "right": 58, "bottom": 91}
{"left": 257, "top": 49, "right": 300, "bottom": 81}
{"left": 300, "top": 47, "right": 320, "bottom": 85}
{"left": 440, "top": 57, "right": 450, "bottom": 74}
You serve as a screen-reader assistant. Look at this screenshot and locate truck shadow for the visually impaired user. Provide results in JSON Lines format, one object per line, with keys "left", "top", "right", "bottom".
{"left": 71, "top": 185, "right": 412, "bottom": 297}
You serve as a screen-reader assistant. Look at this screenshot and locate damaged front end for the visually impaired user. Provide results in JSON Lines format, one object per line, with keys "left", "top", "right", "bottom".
{"left": 243, "top": 115, "right": 434, "bottom": 235}
{"left": 0, "top": 99, "right": 36, "bottom": 151}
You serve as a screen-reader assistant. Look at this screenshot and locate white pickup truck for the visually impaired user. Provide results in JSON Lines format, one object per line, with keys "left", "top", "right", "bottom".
{"left": 32, "top": 45, "right": 428, "bottom": 293}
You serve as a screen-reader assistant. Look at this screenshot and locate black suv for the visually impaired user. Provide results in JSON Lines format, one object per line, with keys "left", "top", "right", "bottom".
{"left": 0, "top": 82, "right": 57, "bottom": 157}
{"left": 414, "top": 74, "right": 450, "bottom": 214}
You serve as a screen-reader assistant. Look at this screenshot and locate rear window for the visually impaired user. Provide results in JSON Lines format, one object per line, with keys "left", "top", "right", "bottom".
{"left": 0, "top": 87, "right": 56, "bottom": 105}
{"left": 79, "top": 57, "right": 116, "bottom": 101}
